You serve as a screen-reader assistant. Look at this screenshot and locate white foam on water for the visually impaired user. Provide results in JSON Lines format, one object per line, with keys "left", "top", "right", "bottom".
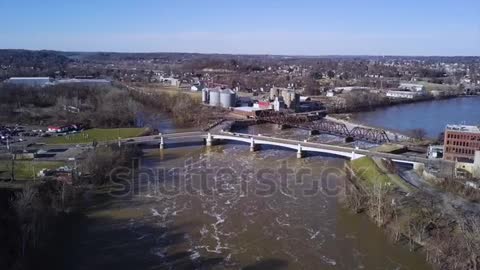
{"left": 151, "top": 208, "right": 161, "bottom": 216}
{"left": 275, "top": 217, "right": 290, "bottom": 227}
{"left": 150, "top": 247, "right": 167, "bottom": 258}
{"left": 321, "top": 255, "right": 337, "bottom": 266}
{"left": 189, "top": 250, "right": 201, "bottom": 260}
{"left": 310, "top": 231, "right": 320, "bottom": 240}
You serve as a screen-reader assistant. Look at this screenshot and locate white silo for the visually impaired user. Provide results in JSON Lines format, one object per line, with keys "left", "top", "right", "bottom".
{"left": 202, "top": 88, "right": 210, "bottom": 104}
{"left": 220, "top": 89, "right": 236, "bottom": 108}
{"left": 209, "top": 89, "right": 221, "bottom": 106}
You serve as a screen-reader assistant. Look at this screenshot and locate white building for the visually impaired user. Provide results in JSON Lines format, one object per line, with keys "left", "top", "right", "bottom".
{"left": 333, "top": 86, "right": 371, "bottom": 93}
{"left": 158, "top": 76, "right": 180, "bottom": 87}
{"left": 5, "top": 77, "right": 53, "bottom": 87}
{"left": 56, "top": 79, "right": 111, "bottom": 86}
{"left": 386, "top": 90, "right": 420, "bottom": 99}
{"left": 399, "top": 83, "right": 426, "bottom": 92}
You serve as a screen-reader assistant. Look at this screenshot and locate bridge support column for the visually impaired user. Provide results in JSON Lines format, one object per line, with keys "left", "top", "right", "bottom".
{"left": 159, "top": 136, "right": 165, "bottom": 150}
{"left": 206, "top": 133, "right": 214, "bottom": 147}
{"left": 351, "top": 150, "right": 357, "bottom": 160}
{"left": 297, "top": 144, "right": 304, "bottom": 159}
{"left": 250, "top": 137, "right": 259, "bottom": 152}
{"left": 413, "top": 162, "right": 425, "bottom": 172}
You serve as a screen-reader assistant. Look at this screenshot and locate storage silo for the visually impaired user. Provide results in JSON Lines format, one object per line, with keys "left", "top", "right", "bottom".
{"left": 202, "top": 88, "right": 210, "bottom": 104}
{"left": 209, "top": 89, "right": 221, "bottom": 106}
{"left": 220, "top": 89, "right": 236, "bottom": 108}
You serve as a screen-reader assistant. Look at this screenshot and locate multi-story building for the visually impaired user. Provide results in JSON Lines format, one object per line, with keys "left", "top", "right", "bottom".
{"left": 444, "top": 125, "right": 480, "bottom": 162}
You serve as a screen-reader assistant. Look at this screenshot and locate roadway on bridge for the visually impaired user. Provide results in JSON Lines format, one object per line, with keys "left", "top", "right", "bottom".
{"left": 124, "top": 131, "right": 437, "bottom": 165}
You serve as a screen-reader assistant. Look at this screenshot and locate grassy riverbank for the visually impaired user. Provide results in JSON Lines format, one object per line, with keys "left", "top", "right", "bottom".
{"left": 0, "top": 160, "right": 65, "bottom": 180}
{"left": 345, "top": 157, "right": 480, "bottom": 270}
{"left": 0, "top": 144, "right": 142, "bottom": 269}
{"left": 43, "top": 128, "right": 149, "bottom": 145}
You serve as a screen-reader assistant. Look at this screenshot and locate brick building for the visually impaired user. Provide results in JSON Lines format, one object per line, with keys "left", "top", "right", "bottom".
{"left": 444, "top": 125, "right": 480, "bottom": 162}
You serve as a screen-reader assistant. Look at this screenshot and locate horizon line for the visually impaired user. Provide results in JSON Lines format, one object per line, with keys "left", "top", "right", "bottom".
{"left": 1, "top": 48, "right": 479, "bottom": 58}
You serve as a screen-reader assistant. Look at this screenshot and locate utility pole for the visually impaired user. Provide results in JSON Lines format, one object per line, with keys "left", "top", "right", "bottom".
{"left": 10, "top": 153, "right": 15, "bottom": 181}
{"left": 32, "top": 158, "right": 36, "bottom": 182}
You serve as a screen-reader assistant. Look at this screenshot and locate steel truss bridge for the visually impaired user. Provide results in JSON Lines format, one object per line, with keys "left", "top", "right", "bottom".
{"left": 256, "top": 111, "right": 390, "bottom": 143}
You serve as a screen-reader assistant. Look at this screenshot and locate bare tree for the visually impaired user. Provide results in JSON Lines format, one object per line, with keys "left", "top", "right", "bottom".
{"left": 409, "top": 128, "right": 428, "bottom": 141}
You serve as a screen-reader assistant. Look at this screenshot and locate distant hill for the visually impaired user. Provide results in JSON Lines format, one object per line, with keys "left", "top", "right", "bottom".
{"left": 0, "top": 49, "right": 72, "bottom": 80}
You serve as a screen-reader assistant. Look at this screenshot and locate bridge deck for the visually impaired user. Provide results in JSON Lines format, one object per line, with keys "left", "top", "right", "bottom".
{"left": 124, "top": 131, "right": 435, "bottom": 165}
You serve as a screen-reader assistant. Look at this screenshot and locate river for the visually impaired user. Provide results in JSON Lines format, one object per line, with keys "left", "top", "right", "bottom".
{"left": 351, "top": 96, "right": 480, "bottom": 138}
{"left": 66, "top": 116, "right": 432, "bottom": 270}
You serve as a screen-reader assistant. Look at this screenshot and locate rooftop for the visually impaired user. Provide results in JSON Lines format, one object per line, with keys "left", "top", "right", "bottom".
{"left": 8, "top": 77, "right": 51, "bottom": 80}
{"left": 446, "top": 124, "right": 480, "bottom": 133}
{"left": 234, "top": 106, "right": 268, "bottom": 112}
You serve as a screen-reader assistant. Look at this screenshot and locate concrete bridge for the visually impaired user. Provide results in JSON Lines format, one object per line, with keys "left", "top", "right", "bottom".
{"left": 123, "top": 131, "right": 433, "bottom": 168}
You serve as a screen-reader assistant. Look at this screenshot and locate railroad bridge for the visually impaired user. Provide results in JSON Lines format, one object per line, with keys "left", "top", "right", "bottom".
{"left": 256, "top": 111, "right": 390, "bottom": 143}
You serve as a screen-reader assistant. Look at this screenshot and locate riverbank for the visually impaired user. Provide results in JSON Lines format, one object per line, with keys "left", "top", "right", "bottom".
{"left": 344, "top": 156, "right": 480, "bottom": 270}
{"left": 0, "top": 143, "right": 142, "bottom": 269}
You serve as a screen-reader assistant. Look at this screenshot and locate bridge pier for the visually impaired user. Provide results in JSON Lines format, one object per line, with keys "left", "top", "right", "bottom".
{"left": 297, "top": 144, "right": 304, "bottom": 158}
{"left": 250, "top": 137, "right": 259, "bottom": 152}
{"left": 206, "top": 133, "right": 214, "bottom": 147}
{"left": 413, "top": 162, "right": 425, "bottom": 172}
{"left": 159, "top": 136, "right": 165, "bottom": 150}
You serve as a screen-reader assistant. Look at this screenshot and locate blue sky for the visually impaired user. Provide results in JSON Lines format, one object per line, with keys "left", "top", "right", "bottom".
{"left": 1, "top": 0, "right": 479, "bottom": 55}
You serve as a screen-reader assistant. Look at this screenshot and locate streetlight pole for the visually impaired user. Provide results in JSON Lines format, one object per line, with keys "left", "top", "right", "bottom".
{"left": 32, "top": 157, "right": 36, "bottom": 182}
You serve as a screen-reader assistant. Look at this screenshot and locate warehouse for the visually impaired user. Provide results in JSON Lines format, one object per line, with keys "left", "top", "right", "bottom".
{"left": 56, "top": 78, "right": 111, "bottom": 86}
{"left": 5, "top": 77, "right": 53, "bottom": 87}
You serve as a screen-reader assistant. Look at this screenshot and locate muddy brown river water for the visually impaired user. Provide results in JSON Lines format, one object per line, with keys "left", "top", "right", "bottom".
{"left": 69, "top": 122, "right": 432, "bottom": 270}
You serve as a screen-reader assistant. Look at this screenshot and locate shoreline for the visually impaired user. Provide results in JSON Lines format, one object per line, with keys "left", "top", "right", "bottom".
{"left": 343, "top": 157, "right": 480, "bottom": 270}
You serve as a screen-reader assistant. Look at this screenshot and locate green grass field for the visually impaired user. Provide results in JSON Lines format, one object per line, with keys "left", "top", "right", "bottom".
{"left": 43, "top": 128, "right": 149, "bottom": 145}
{"left": 351, "top": 157, "right": 391, "bottom": 186}
{"left": 0, "top": 160, "right": 65, "bottom": 180}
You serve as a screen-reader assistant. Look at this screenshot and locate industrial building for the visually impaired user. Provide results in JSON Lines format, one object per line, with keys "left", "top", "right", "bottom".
{"left": 56, "top": 78, "right": 111, "bottom": 86}
{"left": 386, "top": 90, "right": 421, "bottom": 99}
{"left": 399, "top": 83, "right": 426, "bottom": 92}
{"left": 444, "top": 124, "right": 480, "bottom": 162}
{"left": 232, "top": 106, "right": 270, "bottom": 118}
{"left": 220, "top": 89, "right": 236, "bottom": 108}
{"left": 158, "top": 76, "right": 180, "bottom": 87}
{"left": 333, "top": 86, "right": 372, "bottom": 93}
{"left": 269, "top": 87, "right": 300, "bottom": 111}
{"left": 5, "top": 77, "right": 54, "bottom": 87}
{"left": 204, "top": 87, "right": 237, "bottom": 108}
{"left": 386, "top": 83, "right": 428, "bottom": 99}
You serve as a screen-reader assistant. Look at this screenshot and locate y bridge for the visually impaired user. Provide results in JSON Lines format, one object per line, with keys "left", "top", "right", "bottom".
{"left": 124, "top": 131, "right": 430, "bottom": 168}
{"left": 256, "top": 111, "right": 390, "bottom": 143}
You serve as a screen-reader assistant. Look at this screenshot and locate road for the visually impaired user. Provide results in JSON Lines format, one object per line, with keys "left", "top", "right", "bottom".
{"left": 124, "top": 130, "right": 444, "bottom": 166}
